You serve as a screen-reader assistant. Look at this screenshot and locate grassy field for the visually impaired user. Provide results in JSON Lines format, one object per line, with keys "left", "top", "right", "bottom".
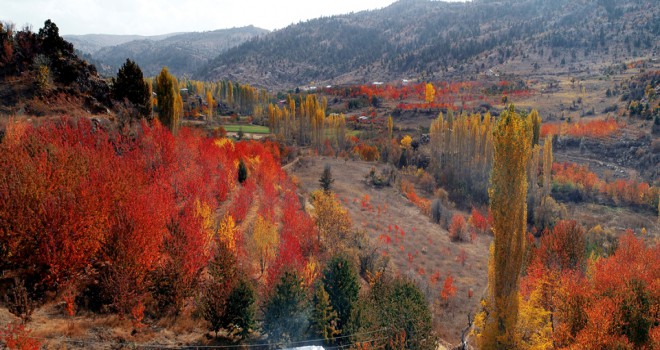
{"left": 221, "top": 124, "right": 270, "bottom": 134}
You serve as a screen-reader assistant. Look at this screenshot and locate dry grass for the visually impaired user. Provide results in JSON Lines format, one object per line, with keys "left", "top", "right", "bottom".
{"left": 289, "top": 156, "right": 491, "bottom": 344}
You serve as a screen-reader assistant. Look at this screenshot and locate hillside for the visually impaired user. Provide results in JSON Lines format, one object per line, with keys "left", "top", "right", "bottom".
{"left": 0, "top": 20, "right": 113, "bottom": 116}
{"left": 198, "top": 0, "right": 659, "bottom": 89}
{"left": 64, "top": 33, "right": 182, "bottom": 55}
{"left": 69, "top": 26, "right": 269, "bottom": 77}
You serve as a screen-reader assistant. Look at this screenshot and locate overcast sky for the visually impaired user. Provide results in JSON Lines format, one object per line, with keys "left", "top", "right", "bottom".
{"left": 2, "top": 0, "right": 466, "bottom": 36}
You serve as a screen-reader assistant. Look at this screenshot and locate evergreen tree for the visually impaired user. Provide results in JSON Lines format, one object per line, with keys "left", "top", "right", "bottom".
{"left": 263, "top": 270, "right": 309, "bottom": 344}
{"left": 112, "top": 59, "right": 151, "bottom": 119}
{"left": 311, "top": 282, "right": 340, "bottom": 343}
{"left": 238, "top": 160, "right": 247, "bottom": 184}
{"left": 199, "top": 242, "right": 237, "bottom": 338}
{"left": 319, "top": 164, "right": 334, "bottom": 192}
{"left": 225, "top": 278, "right": 256, "bottom": 339}
{"left": 322, "top": 254, "right": 359, "bottom": 340}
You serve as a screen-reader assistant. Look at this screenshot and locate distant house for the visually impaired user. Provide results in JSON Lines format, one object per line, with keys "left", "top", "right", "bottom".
{"left": 358, "top": 115, "right": 369, "bottom": 121}
{"left": 373, "top": 81, "right": 384, "bottom": 85}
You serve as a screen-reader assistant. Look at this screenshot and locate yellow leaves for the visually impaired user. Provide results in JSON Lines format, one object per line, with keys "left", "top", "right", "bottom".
{"left": 303, "top": 257, "right": 320, "bottom": 287}
{"left": 425, "top": 83, "right": 435, "bottom": 104}
{"left": 252, "top": 214, "right": 278, "bottom": 273}
{"left": 516, "top": 291, "right": 553, "bottom": 350}
{"left": 195, "top": 199, "right": 215, "bottom": 250}
{"left": 400, "top": 135, "right": 412, "bottom": 149}
{"left": 213, "top": 137, "right": 234, "bottom": 150}
{"left": 217, "top": 214, "right": 237, "bottom": 255}
{"left": 387, "top": 116, "right": 394, "bottom": 139}
{"left": 311, "top": 189, "right": 352, "bottom": 251}
{"left": 483, "top": 106, "right": 533, "bottom": 348}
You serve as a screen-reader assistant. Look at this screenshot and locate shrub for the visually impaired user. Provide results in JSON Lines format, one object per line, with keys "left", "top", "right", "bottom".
{"left": 4, "top": 279, "right": 36, "bottom": 323}
{"left": 448, "top": 214, "right": 468, "bottom": 242}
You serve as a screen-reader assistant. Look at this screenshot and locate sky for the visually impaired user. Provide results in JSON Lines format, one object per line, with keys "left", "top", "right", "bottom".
{"left": 2, "top": 0, "right": 466, "bottom": 36}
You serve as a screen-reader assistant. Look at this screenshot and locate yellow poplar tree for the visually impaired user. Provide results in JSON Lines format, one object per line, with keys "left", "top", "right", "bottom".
{"left": 206, "top": 91, "right": 215, "bottom": 120}
{"left": 387, "top": 116, "right": 394, "bottom": 139}
{"left": 252, "top": 215, "right": 279, "bottom": 275}
{"left": 155, "top": 66, "right": 182, "bottom": 133}
{"left": 480, "top": 105, "right": 531, "bottom": 349}
{"left": 217, "top": 214, "right": 237, "bottom": 255}
{"left": 425, "top": 83, "right": 436, "bottom": 104}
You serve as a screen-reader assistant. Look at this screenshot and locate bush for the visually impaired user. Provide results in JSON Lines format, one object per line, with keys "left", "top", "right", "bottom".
{"left": 448, "top": 214, "right": 469, "bottom": 242}
{"left": 418, "top": 171, "right": 436, "bottom": 194}
{"left": 4, "top": 279, "right": 36, "bottom": 323}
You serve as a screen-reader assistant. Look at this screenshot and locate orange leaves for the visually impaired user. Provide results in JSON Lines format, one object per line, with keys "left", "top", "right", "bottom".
{"left": 440, "top": 274, "right": 457, "bottom": 302}
{"left": 540, "top": 118, "right": 622, "bottom": 139}
{"left": 469, "top": 208, "right": 490, "bottom": 235}
{"left": 401, "top": 180, "right": 430, "bottom": 216}
{"left": 553, "top": 162, "right": 658, "bottom": 208}
{"left": 520, "top": 230, "right": 660, "bottom": 348}
{"left": 353, "top": 143, "right": 380, "bottom": 161}
{"left": 448, "top": 214, "right": 468, "bottom": 242}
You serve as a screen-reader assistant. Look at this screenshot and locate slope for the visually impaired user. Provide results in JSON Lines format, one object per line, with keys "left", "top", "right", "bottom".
{"left": 76, "top": 26, "right": 269, "bottom": 77}
{"left": 198, "top": 0, "right": 659, "bottom": 89}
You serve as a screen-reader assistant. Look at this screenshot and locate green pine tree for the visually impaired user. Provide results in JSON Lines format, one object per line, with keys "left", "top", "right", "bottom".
{"left": 311, "top": 282, "right": 340, "bottom": 343}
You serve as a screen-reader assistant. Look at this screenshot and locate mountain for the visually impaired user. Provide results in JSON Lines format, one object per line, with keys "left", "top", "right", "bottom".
{"left": 68, "top": 26, "right": 269, "bottom": 77}
{"left": 197, "top": 0, "right": 659, "bottom": 89}
{"left": 64, "top": 33, "right": 182, "bottom": 55}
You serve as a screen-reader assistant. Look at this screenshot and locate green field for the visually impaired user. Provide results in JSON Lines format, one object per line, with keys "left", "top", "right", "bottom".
{"left": 221, "top": 125, "right": 270, "bottom": 134}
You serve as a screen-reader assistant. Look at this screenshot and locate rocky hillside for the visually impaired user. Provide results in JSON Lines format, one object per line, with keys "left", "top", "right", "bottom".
{"left": 68, "top": 26, "right": 268, "bottom": 77}
{"left": 198, "top": 0, "right": 659, "bottom": 89}
{"left": 0, "top": 20, "right": 113, "bottom": 116}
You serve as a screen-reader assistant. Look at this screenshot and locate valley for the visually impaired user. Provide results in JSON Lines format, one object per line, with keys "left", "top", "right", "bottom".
{"left": 0, "top": 0, "right": 659, "bottom": 349}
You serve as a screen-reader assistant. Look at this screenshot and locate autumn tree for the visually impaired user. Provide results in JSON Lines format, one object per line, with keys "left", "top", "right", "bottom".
{"left": 155, "top": 66, "right": 182, "bottom": 133}
{"left": 251, "top": 215, "right": 279, "bottom": 275}
{"left": 311, "top": 190, "right": 352, "bottom": 253}
{"left": 206, "top": 90, "right": 215, "bottom": 120}
{"left": 112, "top": 59, "right": 151, "bottom": 119}
{"left": 425, "top": 83, "right": 435, "bottom": 104}
{"left": 428, "top": 111, "right": 494, "bottom": 203}
{"left": 387, "top": 116, "right": 394, "bottom": 139}
{"left": 480, "top": 105, "right": 532, "bottom": 349}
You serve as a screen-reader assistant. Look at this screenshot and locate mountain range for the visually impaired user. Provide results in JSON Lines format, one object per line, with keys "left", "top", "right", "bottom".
{"left": 65, "top": 26, "right": 268, "bottom": 77}
{"left": 69, "top": 0, "right": 659, "bottom": 90}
